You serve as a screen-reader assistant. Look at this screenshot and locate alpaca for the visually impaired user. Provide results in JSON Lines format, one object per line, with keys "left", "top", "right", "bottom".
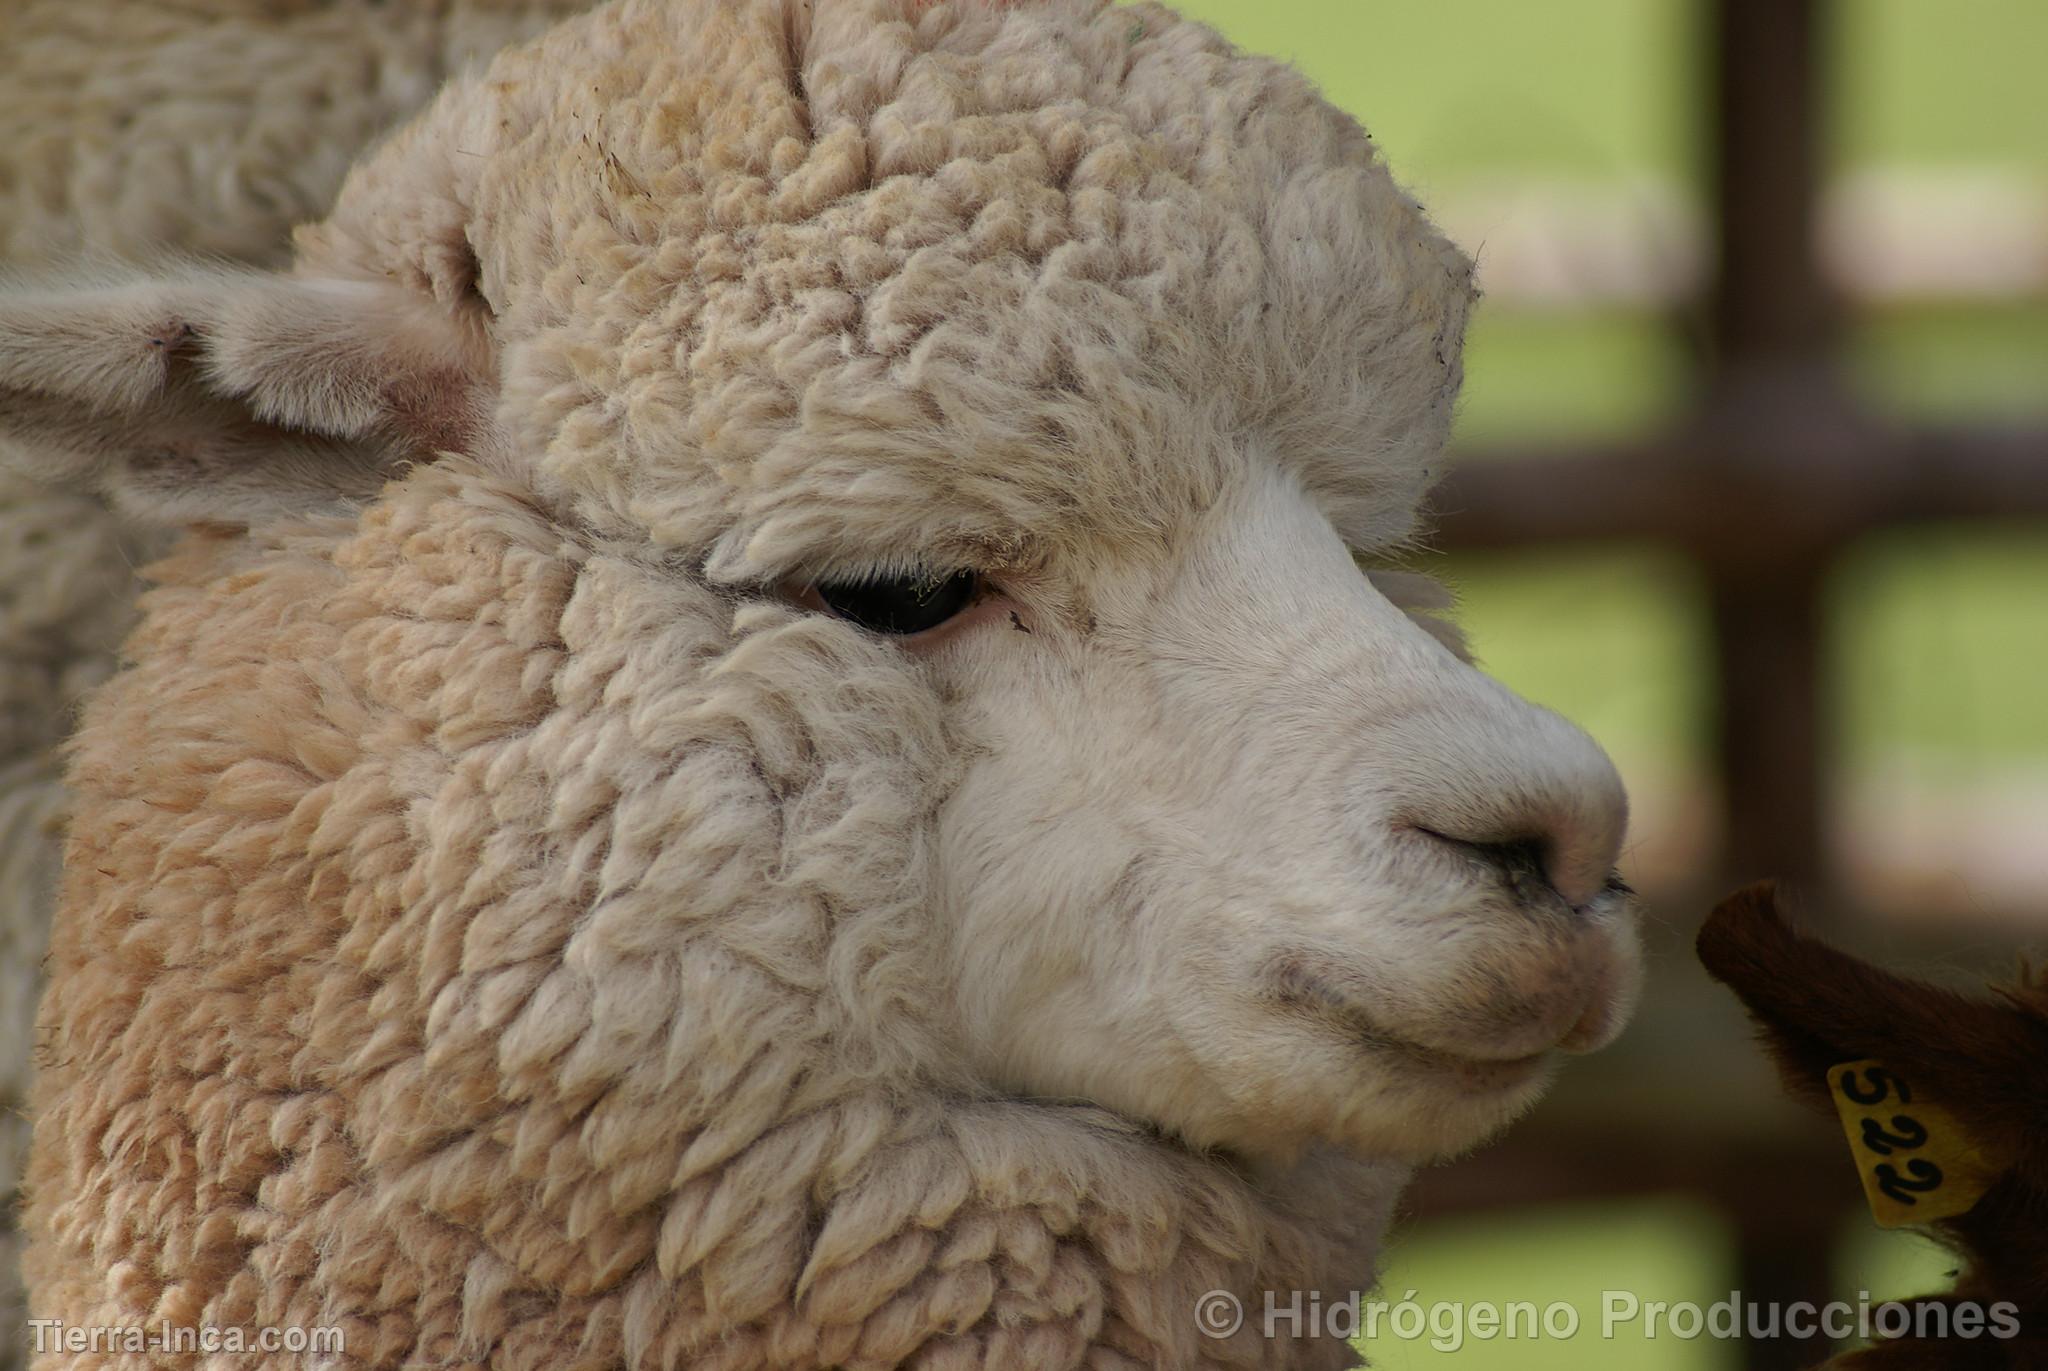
{"left": 6, "top": 0, "right": 1643, "bottom": 1365}
{"left": 0, "top": 4, "right": 592, "bottom": 1357}
{"left": 1698, "top": 883, "right": 2048, "bottom": 1369}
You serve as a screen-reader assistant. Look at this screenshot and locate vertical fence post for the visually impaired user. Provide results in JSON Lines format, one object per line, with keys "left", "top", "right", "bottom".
{"left": 1706, "top": 2, "right": 1847, "bottom": 1366}
{"left": 1704, "top": 0, "right": 1839, "bottom": 893}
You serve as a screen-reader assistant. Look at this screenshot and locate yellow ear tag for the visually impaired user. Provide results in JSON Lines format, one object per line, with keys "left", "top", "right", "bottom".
{"left": 1828, "top": 1060, "right": 2011, "bottom": 1229}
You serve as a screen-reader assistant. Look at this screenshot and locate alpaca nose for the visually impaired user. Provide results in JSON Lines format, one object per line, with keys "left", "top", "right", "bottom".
{"left": 1384, "top": 692, "right": 1630, "bottom": 912}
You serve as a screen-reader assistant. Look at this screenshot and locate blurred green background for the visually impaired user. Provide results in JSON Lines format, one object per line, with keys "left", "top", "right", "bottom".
{"left": 1154, "top": 0, "right": 2045, "bottom": 1364}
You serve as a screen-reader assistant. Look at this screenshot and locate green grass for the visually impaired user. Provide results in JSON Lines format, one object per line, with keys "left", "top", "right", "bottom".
{"left": 1162, "top": 0, "right": 2048, "bottom": 183}
{"left": 1833, "top": 528, "right": 2048, "bottom": 764}
{"left": 1852, "top": 306, "right": 2048, "bottom": 424}
{"left": 1453, "top": 313, "right": 1692, "bottom": 448}
{"left": 1366, "top": 1198, "right": 1737, "bottom": 1370}
{"left": 1363, "top": 1203, "right": 1965, "bottom": 1370}
{"left": 1837, "top": 0, "right": 2048, "bottom": 172}
{"left": 1160, "top": 0, "right": 1696, "bottom": 187}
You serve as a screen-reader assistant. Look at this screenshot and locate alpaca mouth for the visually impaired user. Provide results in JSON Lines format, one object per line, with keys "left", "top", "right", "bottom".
{"left": 1356, "top": 1019, "right": 1556, "bottom": 1091}
{"left": 1264, "top": 953, "right": 1597, "bottom": 1089}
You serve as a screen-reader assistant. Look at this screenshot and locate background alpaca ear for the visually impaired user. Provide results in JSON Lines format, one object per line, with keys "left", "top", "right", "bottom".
{"left": 1698, "top": 883, "right": 2048, "bottom": 1150}
{"left": 0, "top": 267, "right": 493, "bottom": 526}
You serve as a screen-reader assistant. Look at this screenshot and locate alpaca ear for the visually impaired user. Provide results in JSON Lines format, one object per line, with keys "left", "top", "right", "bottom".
{"left": 1698, "top": 883, "right": 2048, "bottom": 1150}
{"left": 0, "top": 266, "right": 492, "bottom": 526}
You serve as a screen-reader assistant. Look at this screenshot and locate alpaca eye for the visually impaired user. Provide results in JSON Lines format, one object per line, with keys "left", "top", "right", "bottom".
{"left": 811, "top": 569, "right": 981, "bottom": 635}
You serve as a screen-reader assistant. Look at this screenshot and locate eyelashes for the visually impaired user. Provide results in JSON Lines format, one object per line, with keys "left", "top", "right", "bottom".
{"left": 806, "top": 569, "right": 984, "bottom": 636}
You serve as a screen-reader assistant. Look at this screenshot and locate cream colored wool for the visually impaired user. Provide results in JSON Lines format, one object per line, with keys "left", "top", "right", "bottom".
{"left": 0, "top": 479, "right": 155, "bottom": 1371}
{"left": 0, "top": 2, "right": 588, "bottom": 1359}
{"left": 0, "top": 753, "right": 73, "bottom": 1364}
{"left": 0, "top": 0, "right": 598, "bottom": 265}
{"left": 0, "top": 486, "right": 145, "bottom": 1318}
{"left": 10, "top": 0, "right": 1645, "bottom": 1366}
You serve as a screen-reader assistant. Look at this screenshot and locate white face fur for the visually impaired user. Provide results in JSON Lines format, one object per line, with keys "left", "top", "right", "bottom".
{"left": 928, "top": 466, "right": 1638, "bottom": 1165}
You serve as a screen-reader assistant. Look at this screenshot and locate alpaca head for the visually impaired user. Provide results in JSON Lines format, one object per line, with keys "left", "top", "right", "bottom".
{"left": 1699, "top": 884, "right": 2048, "bottom": 1367}
{"left": 3, "top": 0, "right": 1637, "bottom": 1173}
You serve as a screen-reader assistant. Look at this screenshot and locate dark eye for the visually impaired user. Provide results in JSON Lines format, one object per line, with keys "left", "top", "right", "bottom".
{"left": 811, "top": 569, "right": 981, "bottom": 635}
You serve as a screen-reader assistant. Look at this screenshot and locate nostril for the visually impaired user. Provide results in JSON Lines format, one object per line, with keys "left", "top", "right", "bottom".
{"left": 1475, "top": 835, "right": 1551, "bottom": 886}
{"left": 1386, "top": 708, "right": 1630, "bottom": 911}
{"left": 1410, "top": 827, "right": 1622, "bottom": 912}
{"left": 1414, "top": 828, "right": 1559, "bottom": 900}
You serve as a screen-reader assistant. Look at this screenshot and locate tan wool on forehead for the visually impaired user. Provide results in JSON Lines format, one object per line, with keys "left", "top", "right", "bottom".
{"left": 300, "top": 0, "right": 1473, "bottom": 582}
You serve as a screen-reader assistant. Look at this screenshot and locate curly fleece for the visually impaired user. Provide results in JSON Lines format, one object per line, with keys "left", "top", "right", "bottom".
{"left": 26, "top": 0, "right": 1470, "bottom": 1366}
{"left": 0, "top": 1, "right": 588, "bottom": 1357}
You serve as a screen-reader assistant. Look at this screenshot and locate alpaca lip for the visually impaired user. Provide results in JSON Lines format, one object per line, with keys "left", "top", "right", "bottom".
{"left": 1370, "top": 1028, "right": 1553, "bottom": 1087}
{"left": 1266, "top": 956, "right": 1560, "bottom": 1085}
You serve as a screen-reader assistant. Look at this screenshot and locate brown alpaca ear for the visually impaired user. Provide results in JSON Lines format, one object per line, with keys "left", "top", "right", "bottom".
{"left": 0, "top": 265, "right": 492, "bottom": 526}
{"left": 1697, "top": 883, "right": 2047, "bottom": 1157}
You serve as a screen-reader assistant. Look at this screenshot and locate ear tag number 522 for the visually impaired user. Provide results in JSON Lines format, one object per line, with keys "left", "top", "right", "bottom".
{"left": 1828, "top": 1060, "right": 2008, "bottom": 1229}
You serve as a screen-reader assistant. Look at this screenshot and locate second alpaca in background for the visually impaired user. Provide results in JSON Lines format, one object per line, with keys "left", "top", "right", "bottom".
{"left": 1700, "top": 883, "right": 2048, "bottom": 1370}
